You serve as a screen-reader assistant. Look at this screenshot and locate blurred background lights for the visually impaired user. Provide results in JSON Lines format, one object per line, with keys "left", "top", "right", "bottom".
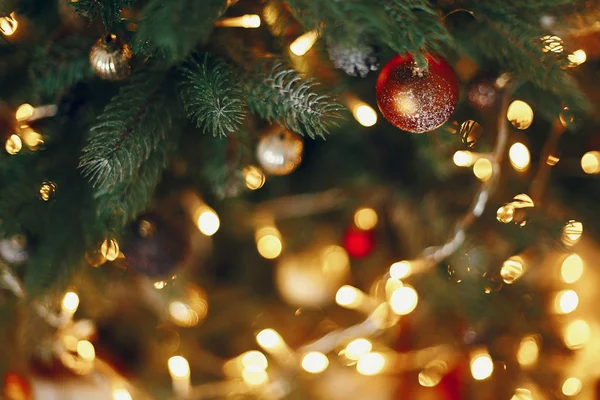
{"left": 501, "top": 256, "right": 525, "bottom": 284}
{"left": 473, "top": 158, "right": 493, "bottom": 181}
{"left": 568, "top": 49, "right": 586, "bottom": 65}
{"left": 62, "top": 291, "right": 80, "bottom": 313}
{"left": 241, "top": 351, "right": 268, "bottom": 370}
{"left": 290, "top": 30, "right": 319, "bottom": 56}
{"left": 511, "top": 388, "right": 533, "bottom": 400}
{"left": 354, "top": 207, "right": 378, "bottom": 230}
{"left": 554, "top": 290, "right": 579, "bottom": 314}
{"left": 389, "top": 286, "right": 418, "bottom": 315}
{"left": 344, "top": 338, "right": 372, "bottom": 361}
{"left": 242, "top": 368, "right": 268, "bottom": 386}
{"left": 507, "top": 100, "right": 534, "bottom": 129}
{"left": 256, "top": 329, "right": 282, "bottom": 349}
{"left": 470, "top": 353, "right": 493, "bottom": 380}
{"left": 39, "top": 181, "right": 57, "bottom": 202}
{"left": 353, "top": 104, "right": 378, "bottom": 127}
{"left": 168, "top": 356, "right": 190, "bottom": 378}
{"left": 453, "top": 150, "right": 474, "bottom": 167}
{"left": 562, "top": 377, "right": 582, "bottom": 396}
{"left": 257, "top": 234, "right": 282, "bottom": 259}
{"left": 564, "top": 319, "right": 590, "bottom": 349}
{"left": 301, "top": 351, "right": 329, "bottom": 374}
{"left": 101, "top": 238, "right": 120, "bottom": 261}
{"left": 243, "top": 165, "right": 266, "bottom": 190}
{"left": 356, "top": 352, "right": 386, "bottom": 376}
{"left": 0, "top": 13, "right": 18, "bottom": 36}
{"left": 517, "top": 335, "right": 539, "bottom": 367}
{"left": 562, "top": 220, "right": 583, "bottom": 247}
{"left": 335, "top": 285, "right": 361, "bottom": 307}
{"left": 216, "top": 14, "right": 261, "bottom": 28}
{"left": 509, "top": 142, "right": 531, "bottom": 171}
{"left": 389, "top": 260, "right": 412, "bottom": 280}
{"left": 76, "top": 340, "right": 96, "bottom": 361}
{"left": 561, "top": 254, "right": 584, "bottom": 284}
{"left": 197, "top": 209, "right": 220, "bottom": 236}
{"left": 169, "top": 301, "right": 199, "bottom": 327}
{"left": 154, "top": 281, "right": 167, "bottom": 289}
{"left": 5, "top": 134, "right": 22, "bottom": 155}
{"left": 581, "top": 151, "right": 600, "bottom": 174}
{"left": 112, "top": 388, "right": 132, "bottom": 400}
{"left": 16, "top": 104, "right": 35, "bottom": 121}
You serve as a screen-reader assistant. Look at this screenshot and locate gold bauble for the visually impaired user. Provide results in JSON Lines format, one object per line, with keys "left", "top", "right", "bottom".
{"left": 89, "top": 34, "right": 132, "bottom": 81}
{"left": 256, "top": 127, "right": 303, "bottom": 175}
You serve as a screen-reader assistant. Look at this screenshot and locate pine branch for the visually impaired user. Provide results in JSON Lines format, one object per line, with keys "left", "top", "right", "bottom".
{"left": 133, "top": 0, "right": 226, "bottom": 61}
{"left": 79, "top": 69, "right": 175, "bottom": 191}
{"left": 178, "top": 54, "right": 246, "bottom": 137}
{"left": 69, "top": 0, "right": 133, "bottom": 30}
{"left": 30, "top": 36, "right": 94, "bottom": 98}
{"left": 245, "top": 59, "right": 344, "bottom": 139}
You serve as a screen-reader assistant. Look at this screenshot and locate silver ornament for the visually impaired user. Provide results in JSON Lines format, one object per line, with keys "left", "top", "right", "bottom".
{"left": 89, "top": 34, "right": 132, "bottom": 81}
{"left": 256, "top": 127, "right": 303, "bottom": 175}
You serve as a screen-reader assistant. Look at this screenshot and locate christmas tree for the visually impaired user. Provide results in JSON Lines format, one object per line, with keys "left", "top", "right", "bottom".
{"left": 0, "top": 0, "right": 599, "bottom": 398}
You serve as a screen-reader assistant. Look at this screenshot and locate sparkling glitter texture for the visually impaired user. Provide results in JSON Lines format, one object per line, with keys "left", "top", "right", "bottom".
{"left": 376, "top": 53, "right": 459, "bottom": 133}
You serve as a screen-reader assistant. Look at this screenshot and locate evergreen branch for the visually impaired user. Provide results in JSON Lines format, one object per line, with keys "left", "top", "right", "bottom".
{"left": 133, "top": 0, "right": 226, "bottom": 61}
{"left": 30, "top": 36, "right": 94, "bottom": 98}
{"left": 69, "top": 0, "right": 133, "bottom": 29}
{"left": 79, "top": 69, "right": 174, "bottom": 191}
{"left": 178, "top": 54, "right": 246, "bottom": 137}
{"left": 245, "top": 59, "right": 344, "bottom": 139}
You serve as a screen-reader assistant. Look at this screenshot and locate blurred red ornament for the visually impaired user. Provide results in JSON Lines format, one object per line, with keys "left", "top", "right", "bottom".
{"left": 376, "top": 53, "right": 459, "bottom": 133}
{"left": 3, "top": 372, "right": 31, "bottom": 400}
{"left": 343, "top": 227, "right": 375, "bottom": 258}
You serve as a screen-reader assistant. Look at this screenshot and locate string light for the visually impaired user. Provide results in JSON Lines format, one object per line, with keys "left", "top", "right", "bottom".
{"left": 356, "top": 352, "right": 386, "bottom": 376}
{"left": 540, "top": 35, "right": 563, "bottom": 53}
{"left": 0, "top": 13, "right": 18, "bottom": 36}
{"left": 344, "top": 338, "right": 372, "bottom": 361}
{"left": 581, "top": 151, "right": 600, "bottom": 174}
{"left": 389, "top": 286, "right": 418, "bottom": 315}
{"left": 15, "top": 104, "right": 35, "bottom": 121}
{"left": 351, "top": 103, "right": 378, "bottom": 127}
{"left": 335, "top": 285, "right": 362, "bottom": 308}
{"left": 473, "top": 158, "right": 493, "bottom": 181}
{"left": 197, "top": 207, "right": 220, "bottom": 236}
{"left": 39, "top": 181, "right": 57, "bottom": 201}
{"left": 169, "top": 301, "right": 200, "bottom": 327}
{"left": 256, "top": 226, "right": 283, "bottom": 259}
{"left": 564, "top": 319, "right": 590, "bottom": 349}
{"left": 418, "top": 360, "right": 448, "bottom": 387}
{"left": 509, "top": 142, "right": 530, "bottom": 171}
{"left": 20, "top": 126, "right": 43, "bottom": 149}
{"left": 154, "top": 281, "right": 167, "bottom": 289}
{"left": 500, "top": 255, "right": 525, "bottom": 284}
{"left": 62, "top": 291, "right": 80, "bottom": 314}
{"left": 453, "top": 150, "right": 475, "bottom": 167}
{"left": 243, "top": 165, "right": 266, "bottom": 190}
{"left": 554, "top": 290, "right": 579, "bottom": 314}
{"left": 168, "top": 356, "right": 191, "bottom": 398}
{"left": 5, "top": 134, "right": 22, "bottom": 155}
{"left": 215, "top": 14, "right": 261, "bottom": 28}
{"left": 511, "top": 388, "right": 533, "bottom": 400}
{"left": 517, "top": 335, "right": 539, "bottom": 367}
{"left": 567, "top": 49, "right": 586, "bottom": 65}
{"left": 241, "top": 351, "right": 268, "bottom": 371}
{"left": 562, "top": 377, "right": 582, "bottom": 396}
{"left": 290, "top": 30, "right": 319, "bottom": 56}
{"left": 470, "top": 352, "right": 493, "bottom": 380}
{"left": 507, "top": 100, "right": 534, "bottom": 130}
{"left": 354, "top": 207, "right": 378, "bottom": 230}
{"left": 242, "top": 368, "right": 269, "bottom": 386}
{"left": 101, "top": 238, "right": 120, "bottom": 261}
{"left": 562, "top": 220, "right": 583, "bottom": 247}
{"left": 561, "top": 254, "right": 584, "bottom": 284}
{"left": 76, "top": 340, "right": 96, "bottom": 361}
{"left": 256, "top": 329, "right": 283, "bottom": 350}
{"left": 389, "top": 260, "right": 411, "bottom": 280}
{"left": 112, "top": 388, "right": 132, "bottom": 400}
{"left": 301, "top": 351, "right": 329, "bottom": 374}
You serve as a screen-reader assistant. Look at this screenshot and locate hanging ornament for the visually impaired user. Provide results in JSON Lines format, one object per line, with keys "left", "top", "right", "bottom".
{"left": 122, "top": 214, "right": 189, "bottom": 277}
{"left": 3, "top": 372, "right": 31, "bottom": 400}
{"left": 376, "top": 53, "right": 459, "bottom": 133}
{"left": 89, "top": 33, "right": 132, "bottom": 81}
{"left": 343, "top": 227, "right": 375, "bottom": 258}
{"left": 256, "top": 126, "right": 303, "bottom": 175}
{"left": 326, "top": 39, "right": 379, "bottom": 77}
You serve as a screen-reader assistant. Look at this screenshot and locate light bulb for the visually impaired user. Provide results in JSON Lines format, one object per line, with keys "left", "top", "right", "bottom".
{"left": 301, "top": 351, "right": 329, "bottom": 374}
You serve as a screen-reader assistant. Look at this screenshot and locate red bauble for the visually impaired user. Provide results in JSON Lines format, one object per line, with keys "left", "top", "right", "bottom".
{"left": 3, "top": 372, "right": 32, "bottom": 400}
{"left": 343, "top": 227, "right": 375, "bottom": 258}
{"left": 376, "top": 53, "right": 459, "bottom": 133}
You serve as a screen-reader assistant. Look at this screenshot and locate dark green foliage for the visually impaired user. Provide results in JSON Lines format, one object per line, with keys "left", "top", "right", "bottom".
{"left": 133, "top": 0, "right": 226, "bottom": 61}
{"left": 70, "top": 0, "right": 134, "bottom": 30}
{"left": 179, "top": 54, "right": 246, "bottom": 137}
{"left": 79, "top": 69, "right": 175, "bottom": 191}
{"left": 29, "top": 36, "right": 95, "bottom": 98}
{"left": 0, "top": 0, "right": 19, "bottom": 16}
{"left": 245, "top": 59, "right": 344, "bottom": 139}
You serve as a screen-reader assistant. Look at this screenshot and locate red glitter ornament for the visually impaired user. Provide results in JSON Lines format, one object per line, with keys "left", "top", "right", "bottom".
{"left": 343, "top": 227, "right": 375, "bottom": 258}
{"left": 3, "top": 372, "right": 31, "bottom": 400}
{"left": 376, "top": 53, "right": 459, "bottom": 133}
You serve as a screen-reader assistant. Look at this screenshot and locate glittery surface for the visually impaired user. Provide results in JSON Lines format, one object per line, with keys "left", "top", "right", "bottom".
{"left": 256, "top": 127, "right": 304, "bottom": 175}
{"left": 376, "top": 53, "right": 459, "bottom": 133}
